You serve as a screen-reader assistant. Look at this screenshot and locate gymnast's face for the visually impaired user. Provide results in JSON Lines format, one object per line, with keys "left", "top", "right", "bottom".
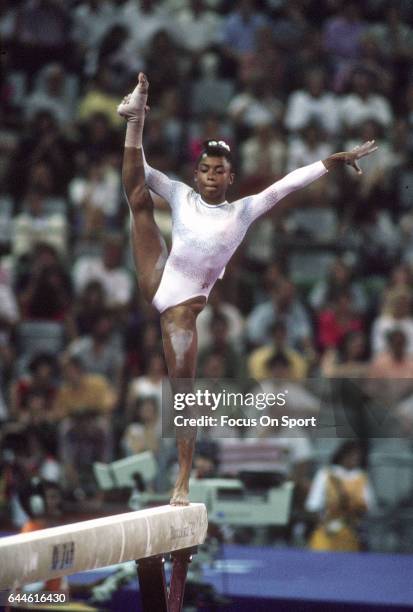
{"left": 195, "top": 155, "right": 234, "bottom": 204}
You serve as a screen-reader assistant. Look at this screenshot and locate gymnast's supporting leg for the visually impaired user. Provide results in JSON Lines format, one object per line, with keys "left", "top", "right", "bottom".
{"left": 120, "top": 73, "right": 203, "bottom": 505}
{"left": 161, "top": 299, "right": 205, "bottom": 506}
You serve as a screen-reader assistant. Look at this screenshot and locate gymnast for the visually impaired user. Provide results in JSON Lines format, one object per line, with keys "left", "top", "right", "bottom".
{"left": 117, "top": 73, "right": 377, "bottom": 505}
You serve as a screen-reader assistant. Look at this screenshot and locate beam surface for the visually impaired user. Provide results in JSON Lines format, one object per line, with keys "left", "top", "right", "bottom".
{"left": 0, "top": 504, "right": 207, "bottom": 589}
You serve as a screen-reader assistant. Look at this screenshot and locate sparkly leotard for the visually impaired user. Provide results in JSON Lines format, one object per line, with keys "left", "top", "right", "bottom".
{"left": 143, "top": 154, "right": 328, "bottom": 313}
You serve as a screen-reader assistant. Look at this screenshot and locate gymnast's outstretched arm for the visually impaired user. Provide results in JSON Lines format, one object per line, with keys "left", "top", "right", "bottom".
{"left": 245, "top": 140, "right": 378, "bottom": 223}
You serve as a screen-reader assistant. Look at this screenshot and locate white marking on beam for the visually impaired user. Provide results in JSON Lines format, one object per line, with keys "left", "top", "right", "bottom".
{"left": 0, "top": 504, "right": 207, "bottom": 589}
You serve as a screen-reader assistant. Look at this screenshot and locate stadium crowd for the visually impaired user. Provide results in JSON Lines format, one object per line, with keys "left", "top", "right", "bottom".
{"left": 1, "top": 0, "right": 413, "bottom": 551}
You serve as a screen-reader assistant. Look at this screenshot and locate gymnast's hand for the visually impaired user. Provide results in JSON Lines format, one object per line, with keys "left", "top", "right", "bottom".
{"left": 323, "top": 140, "right": 378, "bottom": 174}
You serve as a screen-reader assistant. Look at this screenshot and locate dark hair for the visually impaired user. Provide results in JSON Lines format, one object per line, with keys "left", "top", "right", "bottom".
{"left": 210, "top": 312, "right": 229, "bottom": 329}
{"left": 65, "top": 354, "right": 84, "bottom": 370}
{"left": 18, "top": 478, "right": 61, "bottom": 518}
{"left": 266, "top": 350, "right": 290, "bottom": 370}
{"left": 29, "top": 352, "right": 57, "bottom": 375}
{"left": 196, "top": 140, "right": 233, "bottom": 167}
{"left": 270, "top": 319, "right": 287, "bottom": 335}
{"left": 331, "top": 440, "right": 363, "bottom": 467}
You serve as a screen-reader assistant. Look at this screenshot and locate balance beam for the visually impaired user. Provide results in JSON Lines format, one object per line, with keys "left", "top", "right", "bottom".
{"left": 0, "top": 504, "right": 207, "bottom": 591}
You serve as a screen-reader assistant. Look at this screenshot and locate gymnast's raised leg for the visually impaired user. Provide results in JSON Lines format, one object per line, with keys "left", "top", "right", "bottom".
{"left": 119, "top": 73, "right": 204, "bottom": 505}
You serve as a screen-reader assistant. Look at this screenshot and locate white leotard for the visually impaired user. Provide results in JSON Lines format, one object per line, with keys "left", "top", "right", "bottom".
{"left": 143, "top": 154, "right": 328, "bottom": 313}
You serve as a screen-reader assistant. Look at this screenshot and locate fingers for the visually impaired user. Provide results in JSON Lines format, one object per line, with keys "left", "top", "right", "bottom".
{"left": 355, "top": 140, "right": 378, "bottom": 158}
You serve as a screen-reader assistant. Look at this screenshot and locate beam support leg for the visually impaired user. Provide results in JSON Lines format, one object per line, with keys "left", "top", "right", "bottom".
{"left": 168, "top": 546, "right": 196, "bottom": 612}
{"left": 136, "top": 555, "right": 168, "bottom": 612}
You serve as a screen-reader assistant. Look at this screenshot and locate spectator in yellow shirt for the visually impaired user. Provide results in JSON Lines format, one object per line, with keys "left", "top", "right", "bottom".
{"left": 53, "top": 355, "right": 116, "bottom": 419}
{"left": 248, "top": 320, "right": 308, "bottom": 381}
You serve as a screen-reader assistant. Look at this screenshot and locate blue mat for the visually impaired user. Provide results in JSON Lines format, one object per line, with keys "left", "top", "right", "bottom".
{"left": 70, "top": 545, "right": 413, "bottom": 611}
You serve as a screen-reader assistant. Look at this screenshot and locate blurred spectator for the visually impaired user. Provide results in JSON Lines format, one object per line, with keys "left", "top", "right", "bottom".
{"left": 368, "top": 5, "right": 413, "bottom": 64}
{"left": 356, "top": 33, "right": 394, "bottom": 98}
{"left": 306, "top": 441, "right": 374, "bottom": 551}
{"left": 190, "top": 51, "right": 235, "bottom": 116}
{"left": 0, "top": 260, "right": 19, "bottom": 327}
{"left": 196, "top": 284, "right": 245, "bottom": 351}
{"left": 18, "top": 258, "right": 72, "bottom": 323}
{"left": 287, "top": 122, "right": 333, "bottom": 172}
{"left": 252, "top": 25, "right": 286, "bottom": 91}
{"left": 96, "top": 24, "right": 132, "bottom": 79}
{"left": 369, "top": 328, "right": 413, "bottom": 380}
{"left": 240, "top": 123, "right": 286, "bottom": 179}
{"left": 317, "top": 290, "right": 364, "bottom": 353}
{"left": 75, "top": 113, "right": 120, "bottom": 163}
{"left": 13, "top": 188, "right": 67, "bottom": 257}
{"left": 382, "top": 263, "right": 413, "bottom": 303}
{"left": 248, "top": 320, "right": 308, "bottom": 381}
{"left": 286, "top": 123, "right": 334, "bottom": 206}
{"left": 1, "top": 424, "right": 61, "bottom": 525}
{"left": 321, "top": 330, "right": 369, "bottom": 378}
{"left": 371, "top": 288, "right": 413, "bottom": 355}
{"left": 74, "top": 280, "right": 107, "bottom": 336}
{"left": 322, "top": 2, "right": 366, "bottom": 90}
{"left": 67, "top": 310, "right": 124, "bottom": 390}
{"left": 54, "top": 355, "right": 116, "bottom": 419}
{"left": 73, "top": 234, "right": 133, "bottom": 310}
{"left": 340, "top": 69, "right": 393, "bottom": 130}
{"left": 25, "top": 63, "right": 77, "bottom": 127}
{"left": 228, "top": 78, "right": 284, "bottom": 133}
{"left": 285, "top": 69, "right": 340, "bottom": 135}
{"left": 121, "top": 396, "right": 161, "bottom": 455}
{"left": 156, "top": 88, "right": 185, "bottom": 158}
{"left": 77, "top": 66, "right": 124, "bottom": 129}
{"left": 59, "top": 410, "right": 110, "bottom": 495}
{"left": 221, "top": 0, "right": 268, "bottom": 59}
{"left": 144, "top": 30, "right": 187, "bottom": 100}
{"left": 198, "top": 312, "right": 244, "bottom": 378}
{"left": 19, "top": 478, "right": 63, "bottom": 531}
{"left": 71, "top": 0, "right": 115, "bottom": 72}
{"left": 10, "top": 352, "right": 58, "bottom": 420}
{"left": 192, "top": 446, "right": 219, "bottom": 479}
{"left": 309, "top": 258, "right": 368, "bottom": 314}
{"left": 344, "top": 121, "right": 397, "bottom": 209}
{"left": 271, "top": 1, "right": 307, "bottom": 53}
{"left": 170, "top": 0, "right": 222, "bottom": 55}
{"left": 251, "top": 261, "right": 286, "bottom": 306}
{"left": 367, "top": 328, "right": 413, "bottom": 409}
{"left": 13, "top": 0, "right": 71, "bottom": 73}
{"left": 120, "top": 0, "right": 171, "bottom": 55}
{"left": 246, "top": 279, "right": 313, "bottom": 352}
{"left": 69, "top": 156, "right": 121, "bottom": 238}
{"left": 357, "top": 205, "right": 401, "bottom": 274}
{"left": 0, "top": 0, "right": 17, "bottom": 47}
{"left": 126, "top": 352, "right": 166, "bottom": 418}
{"left": 9, "top": 110, "right": 72, "bottom": 200}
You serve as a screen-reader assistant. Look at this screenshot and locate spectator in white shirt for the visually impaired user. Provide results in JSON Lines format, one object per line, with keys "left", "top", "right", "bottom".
{"left": 285, "top": 69, "right": 340, "bottom": 135}
{"left": 169, "top": 0, "right": 222, "bottom": 54}
{"left": 73, "top": 234, "right": 133, "bottom": 309}
{"left": 340, "top": 69, "right": 393, "bottom": 130}
{"left": 371, "top": 288, "right": 413, "bottom": 356}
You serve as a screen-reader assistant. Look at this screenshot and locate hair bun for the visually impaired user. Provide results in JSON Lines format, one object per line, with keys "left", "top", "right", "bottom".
{"left": 204, "top": 140, "right": 231, "bottom": 152}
